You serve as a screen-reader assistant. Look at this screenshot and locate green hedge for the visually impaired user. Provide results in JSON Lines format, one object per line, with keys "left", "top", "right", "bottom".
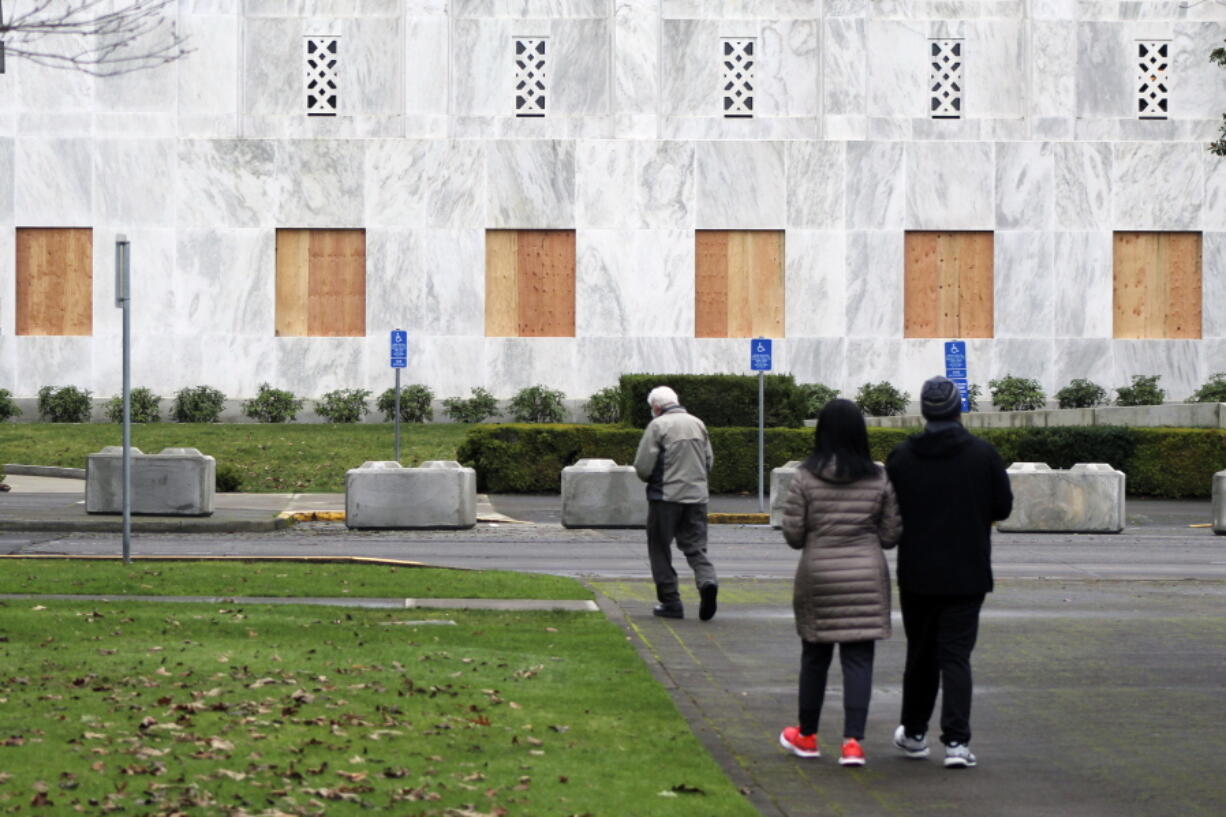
{"left": 457, "top": 424, "right": 1226, "bottom": 497}
{"left": 618, "top": 374, "right": 807, "bottom": 429}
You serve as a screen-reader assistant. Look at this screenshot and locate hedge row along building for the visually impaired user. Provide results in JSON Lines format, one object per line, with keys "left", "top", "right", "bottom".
{"left": 2, "top": 1, "right": 1225, "bottom": 405}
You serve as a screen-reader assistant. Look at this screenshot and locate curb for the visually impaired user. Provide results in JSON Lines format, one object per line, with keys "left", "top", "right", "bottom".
{"left": 708, "top": 512, "right": 771, "bottom": 525}
{"left": 0, "top": 516, "right": 294, "bottom": 533}
{"left": 4, "top": 464, "right": 86, "bottom": 479}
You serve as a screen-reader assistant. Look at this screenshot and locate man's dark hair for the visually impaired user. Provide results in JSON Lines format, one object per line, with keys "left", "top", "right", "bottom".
{"left": 802, "top": 398, "right": 880, "bottom": 482}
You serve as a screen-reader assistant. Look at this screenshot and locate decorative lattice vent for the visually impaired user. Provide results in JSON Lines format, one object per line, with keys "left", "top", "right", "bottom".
{"left": 929, "top": 39, "right": 963, "bottom": 119}
{"left": 1137, "top": 41, "right": 1169, "bottom": 119}
{"left": 305, "top": 36, "right": 339, "bottom": 116}
{"left": 515, "top": 38, "right": 547, "bottom": 117}
{"left": 722, "top": 38, "right": 755, "bottom": 118}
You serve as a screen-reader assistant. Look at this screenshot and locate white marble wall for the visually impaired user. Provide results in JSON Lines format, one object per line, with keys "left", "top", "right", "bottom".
{"left": 1, "top": 1, "right": 1224, "bottom": 408}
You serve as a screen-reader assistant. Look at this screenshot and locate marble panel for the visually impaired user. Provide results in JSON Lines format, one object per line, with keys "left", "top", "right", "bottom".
{"left": 691, "top": 338, "right": 753, "bottom": 374}
{"left": 996, "top": 142, "right": 1054, "bottom": 231}
{"left": 486, "top": 140, "right": 575, "bottom": 228}
{"left": 787, "top": 141, "right": 844, "bottom": 229}
{"left": 364, "top": 335, "right": 487, "bottom": 405}
{"left": 365, "top": 229, "right": 485, "bottom": 337}
{"left": 825, "top": 115, "right": 868, "bottom": 141}
{"left": 900, "top": 339, "right": 949, "bottom": 398}
{"left": 116, "top": 229, "right": 179, "bottom": 343}
{"left": 15, "top": 138, "right": 93, "bottom": 226}
{"left": 0, "top": 139, "right": 12, "bottom": 223}
{"left": 1053, "top": 339, "right": 1114, "bottom": 390}
{"left": 15, "top": 53, "right": 94, "bottom": 114}
{"left": 14, "top": 337, "right": 94, "bottom": 397}
{"left": 485, "top": 338, "right": 580, "bottom": 396}
{"left": 177, "top": 13, "right": 240, "bottom": 121}
{"left": 1032, "top": 0, "right": 1076, "bottom": 19}
{"left": 844, "top": 338, "right": 904, "bottom": 392}
{"left": 962, "top": 339, "right": 995, "bottom": 398}
{"left": 93, "top": 332, "right": 205, "bottom": 400}
{"left": 638, "top": 141, "right": 696, "bottom": 229}
{"left": 177, "top": 140, "right": 279, "bottom": 229}
{"left": 965, "top": 20, "right": 1025, "bottom": 119}
{"left": 450, "top": 19, "right": 529, "bottom": 117}
{"left": 175, "top": 229, "right": 274, "bottom": 338}
{"left": 865, "top": 20, "right": 926, "bottom": 119}
{"left": 343, "top": 17, "right": 404, "bottom": 116}
{"left": 995, "top": 231, "right": 1055, "bottom": 339}
{"left": 0, "top": 336, "right": 14, "bottom": 394}
{"left": 576, "top": 141, "right": 636, "bottom": 229}
{"left": 1052, "top": 231, "right": 1113, "bottom": 338}
{"left": 94, "top": 29, "right": 178, "bottom": 113}
{"left": 989, "top": 339, "right": 1056, "bottom": 392}
{"left": 1076, "top": 22, "right": 1132, "bottom": 119}
{"left": 550, "top": 19, "right": 611, "bottom": 116}
{"left": 785, "top": 230, "right": 846, "bottom": 338}
{"left": 1172, "top": 23, "right": 1226, "bottom": 119}
{"left": 1054, "top": 142, "right": 1112, "bottom": 230}
{"left": 576, "top": 230, "right": 693, "bottom": 337}
{"left": 1201, "top": 340, "right": 1226, "bottom": 384}
{"left": 756, "top": 20, "right": 819, "bottom": 118}
{"left": 405, "top": 17, "right": 450, "bottom": 116}
{"left": 94, "top": 140, "right": 176, "bottom": 228}
{"left": 827, "top": 0, "right": 868, "bottom": 16}
{"left": 573, "top": 337, "right": 695, "bottom": 395}
{"left": 614, "top": 0, "right": 660, "bottom": 116}
{"left": 276, "top": 140, "right": 366, "bottom": 227}
{"left": 661, "top": 20, "right": 720, "bottom": 118}
{"left": 1203, "top": 233, "right": 1226, "bottom": 339}
{"left": 844, "top": 230, "right": 903, "bottom": 338}
{"left": 1033, "top": 118, "right": 1074, "bottom": 140}
{"left": 192, "top": 336, "right": 275, "bottom": 403}
{"left": 365, "top": 140, "right": 484, "bottom": 230}
{"left": 911, "top": 118, "right": 981, "bottom": 141}
{"left": 695, "top": 141, "right": 786, "bottom": 228}
{"left": 824, "top": 17, "right": 866, "bottom": 117}
{"left": 845, "top": 142, "right": 904, "bottom": 230}
{"left": 1030, "top": 21, "right": 1077, "bottom": 120}
{"left": 1111, "top": 340, "right": 1202, "bottom": 400}
{"left": 274, "top": 337, "right": 368, "bottom": 396}
{"left": 0, "top": 229, "right": 13, "bottom": 334}
{"left": 243, "top": 17, "right": 303, "bottom": 116}
{"left": 1111, "top": 142, "right": 1202, "bottom": 229}
{"left": 783, "top": 338, "right": 847, "bottom": 390}
{"left": 661, "top": 115, "right": 818, "bottom": 141}
{"left": 905, "top": 142, "right": 994, "bottom": 229}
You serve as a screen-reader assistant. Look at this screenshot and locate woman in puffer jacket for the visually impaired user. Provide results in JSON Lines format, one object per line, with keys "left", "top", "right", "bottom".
{"left": 777, "top": 398, "right": 902, "bottom": 766}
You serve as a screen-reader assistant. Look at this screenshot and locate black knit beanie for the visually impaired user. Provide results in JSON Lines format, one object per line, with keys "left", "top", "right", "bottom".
{"left": 920, "top": 375, "right": 962, "bottom": 421}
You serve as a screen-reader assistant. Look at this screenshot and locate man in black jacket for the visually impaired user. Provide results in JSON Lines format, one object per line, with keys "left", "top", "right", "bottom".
{"left": 885, "top": 375, "right": 1013, "bottom": 769}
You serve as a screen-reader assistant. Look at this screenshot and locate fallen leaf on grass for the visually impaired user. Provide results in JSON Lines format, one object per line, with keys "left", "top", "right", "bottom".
{"left": 671, "top": 783, "right": 705, "bottom": 795}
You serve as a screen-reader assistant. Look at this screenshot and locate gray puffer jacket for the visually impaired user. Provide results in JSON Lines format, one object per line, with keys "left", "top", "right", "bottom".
{"left": 781, "top": 462, "right": 902, "bottom": 643}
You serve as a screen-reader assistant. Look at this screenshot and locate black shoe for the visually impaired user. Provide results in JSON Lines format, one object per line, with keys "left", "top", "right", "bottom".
{"left": 652, "top": 603, "right": 684, "bottom": 619}
{"left": 698, "top": 583, "right": 719, "bottom": 621}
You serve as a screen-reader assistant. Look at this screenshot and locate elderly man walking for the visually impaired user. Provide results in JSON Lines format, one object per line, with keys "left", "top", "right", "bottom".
{"left": 633, "top": 386, "right": 719, "bottom": 621}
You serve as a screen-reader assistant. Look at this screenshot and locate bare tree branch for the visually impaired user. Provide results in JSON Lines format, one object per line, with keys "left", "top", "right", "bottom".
{"left": 0, "top": 0, "right": 191, "bottom": 76}
{"left": 1212, "top": 43, "right": 1226, "bottom": 156}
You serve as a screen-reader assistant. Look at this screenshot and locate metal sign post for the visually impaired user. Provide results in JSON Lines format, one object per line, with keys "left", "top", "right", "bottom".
{"left": 944, "top": 340, "right": 970, "bottom": 412}
{"left": 750, "top": 338, "right": 773, "bottom": 513}
{"left": 115, "top": 236, "right": 132, "bottom": 564}
{"left": 390, "top": 329, "right": 408, "bottom": 462}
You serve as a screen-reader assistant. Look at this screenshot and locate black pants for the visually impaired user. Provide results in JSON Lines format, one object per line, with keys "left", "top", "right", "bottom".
{"left": 647, "top": 500, "right": 716, "bottom": 604}
{"left": 798, "top": 640, "right": 875, "bottom": 740}
{"left": 899, "top": 591, "right": 985, "bottom": 745}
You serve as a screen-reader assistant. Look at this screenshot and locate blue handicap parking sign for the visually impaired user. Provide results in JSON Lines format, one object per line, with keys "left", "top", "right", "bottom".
{"left": 750, "top": 338, "right": 772, "bottom": 371}
{"left": 390, "top": 329, "right": 408, "bottom": 368}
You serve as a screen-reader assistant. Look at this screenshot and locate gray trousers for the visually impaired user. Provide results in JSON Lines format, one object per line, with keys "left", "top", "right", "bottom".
{"left": 647, "top": 500, "right": 717, "bottom": 604}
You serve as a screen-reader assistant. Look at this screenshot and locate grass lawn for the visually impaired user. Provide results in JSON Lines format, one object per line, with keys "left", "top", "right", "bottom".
{"left": 0, "top": 565, "right": 757, "bottom": 817}
{"left": 0, "top": 424, "right": 471, "bottom": 493}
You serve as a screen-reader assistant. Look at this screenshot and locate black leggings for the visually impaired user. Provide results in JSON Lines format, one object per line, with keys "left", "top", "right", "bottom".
{"left": 798, "top": 640, "right": 875, "bottom": 740}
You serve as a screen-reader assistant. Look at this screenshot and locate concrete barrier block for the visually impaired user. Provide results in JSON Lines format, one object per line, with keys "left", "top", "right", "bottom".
{"left": 1213, "top": 470, "right": 1226, "bottom": 535}
{"left": 345, "top": 460, "right": 476, "bottom": 529}
{"left": 561, "top": 459, "right": 647, "bottom": 528}
{"left": 998, "top": 461, "right": 1125, "bottom": 533}
{"left": 86, "top": 446, "right": 216, "bottom": 516}
{"left": 770, "top": 461, "right": 803, "bottom": 529}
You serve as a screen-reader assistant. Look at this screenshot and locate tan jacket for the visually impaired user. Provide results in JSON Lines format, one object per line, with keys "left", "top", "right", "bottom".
{"left": 781, "top": 463, "right": 902, "bottom": 643}
{"left": 633, "top": 406, "right": 714, "bottom": 504}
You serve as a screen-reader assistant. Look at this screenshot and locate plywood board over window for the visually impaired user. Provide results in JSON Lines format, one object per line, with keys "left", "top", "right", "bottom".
{"left": 275, "top": 229, "right": 365, "bottom": 337}
{"left": 16, "top": 227, "right": 93, "bottom": 336}
{"left": 485, "top": 230, "right": 575, "bottom": 337}
{"left": 1113, "top": 232, "right": 1201, "bottom": 339}
{"left": 695, "top": 230, "right": 784, "bottom": 338}
{"left": 904, "top": 231, "right": 994, "bottom": 338}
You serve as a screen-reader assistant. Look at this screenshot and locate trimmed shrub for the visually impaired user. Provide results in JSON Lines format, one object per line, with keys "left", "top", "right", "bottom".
{"left": 509, "top": 385, "right": 566, "bottom": 423}
{"left": 618, "top": 374, "right": 807, "bottom": 429}
{"left": 799, "top": 383, "right": 839, "bottom": 419}
{"left": 443, "top": 388, "right": 499, "bottom": 424}
{"left": 584, "top": 386, "right": 622, "bottom": 424}
{"left": 988, "top": 376, "right": 1045, "bottom": 412}
{"left": 243, "top": 383, "right": 305, "bottom": 423}
{"left": 316, "top": 388, "right": 371, "bottom": 423}
{"left": 1188, "top": 373, "right": 1226, "bottom": 403}
{"left": 215, "top": 463, "right": 244, "bottom": 493}
{"left": 105, "top": 387, "right": 162, "bottom": 423}
{"left": 37, "top": 385, "right": 93, "bottom": 423}
{"left": 1055, "top": 379, "right": 1109, "bottom": 409}
{"left": 1115, "top": 374, "right": 1165, "bottom": 406}
{"left": 0, "top": 389, "right": 21, "bottom": 423}
{"left": 377, "top": 385, "right": 434, "bottom": 423}
{"left": 966, "top": 384, "right": 983, "bottom": 413}
{"left": 1125, "top": 428, "right": 1226, "bottom": 498}
{"left": 172, "top": 386, "right": 226, "bottom": 423}
{"left": 854, "top": 382, "right": 909, "bottom": 417}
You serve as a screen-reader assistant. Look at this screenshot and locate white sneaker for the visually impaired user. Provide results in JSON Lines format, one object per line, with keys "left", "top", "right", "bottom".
{"left": 944, "top": 742, "right": 977, "bottom": 768}
{"left": 893, "top": 725, "right": 930, "bottom": 758}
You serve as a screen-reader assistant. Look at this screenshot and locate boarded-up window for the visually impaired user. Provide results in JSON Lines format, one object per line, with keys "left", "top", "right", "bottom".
{"left": 904, "top": 231, "right": 994, "bottom": 338}
{"left": 275, "top": 229, "right": 366, "bottom": 337}
{"left": 485, "top": 230, "right": 576, "bottom": 337}
{"left": 695, "top": 230, "right": 784, "bottom": 338}
{"left": 1113, "top": 232, "right": 1201, "bottom": 339}
{"left": 16, "top": 228, "right": 93, "bottom": 336}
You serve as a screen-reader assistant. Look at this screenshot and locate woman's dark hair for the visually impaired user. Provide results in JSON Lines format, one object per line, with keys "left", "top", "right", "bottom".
{"left": 802, "top": 398, "right": 880, "bottom": 482}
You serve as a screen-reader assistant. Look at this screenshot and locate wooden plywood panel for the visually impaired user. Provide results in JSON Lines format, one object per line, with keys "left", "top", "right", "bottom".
{"left": 905, "top": 232, "right": 993, "bottom": 338}
{"left": 1163, "top": 232, "right": 1201, "bottom": 339}
{"left": 275, "top": 229, "right": 311, "bottom": 337}
{"left": 956, "top": 232, "right": 994, "bottom": 338}
{"left": 904, "top": 232, "right": 940, "bottom": 338}
{"left": 748, "top": 231, "right": 785, "bottom": 338}
{"left": 307, "top": 229, "right": 365, "bottom": 337}
{"left": 725, "top": 232, "right": 754, "bottom": 338}
{"left": 16, "top": 228, "right": 92, "bottom": 336}
{"left": 485, "top": 230, "right": 519, "bottom": 337}
{"left": 695, "top": 231, "right": 729, "bottom": 338}
{"left": 517, "top": 230, "right": 575, "bottom": 337}
{"left": 1113, "top": 231, "right": 1202, "bottom": 339}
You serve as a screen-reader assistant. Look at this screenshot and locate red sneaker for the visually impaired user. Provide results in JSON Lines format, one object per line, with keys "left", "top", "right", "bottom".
{"left": 839, "top": 738, "right": 866, "bottom": 767}
{"left": 779, "top": 726, "right": 820, "bottom": 758}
